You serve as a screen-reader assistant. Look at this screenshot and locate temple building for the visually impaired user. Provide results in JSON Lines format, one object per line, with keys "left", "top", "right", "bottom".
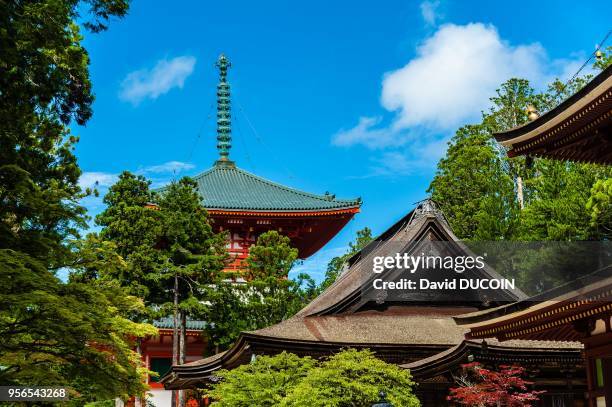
{"left": 192, "top": 54, "right": 360, "bottom": 270}
{"left": 162, "top": 200, "right": 587, "bottom": 406}
{"left": 143, "top": 54, "right": 361, "bottom": 406}
{"left": 456, "top": 269, "right": 612, "bottom": 407}
{"left": 494, "top": 64, "right": 611, "bottom": 164}
{"left": 457, "top": 64, "right": 612, "bottom": 407}
{"left": 142, "top": 318, "right": 208, "bottom": 406}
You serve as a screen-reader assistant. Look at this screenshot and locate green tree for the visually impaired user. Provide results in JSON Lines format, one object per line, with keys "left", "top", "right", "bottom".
{"left": 245, "top": 230, "right": 298, "bottom": 280}
{"left": 155, "top": 177, "right": 228, "bottom": 362}
{"left": 209, "top": 349, "right": 420, "bottom": 407}
{"left": 95, "top": 171, "right": 163, "bottom": 299}
{"left": 204, "top": 231, "right": 317, "bottom": 352}
{"left": 428, "top": 124, "right": 518, "bottom": 240}
{"left": 594, "top": 46, "right": 612, "bottom": 71}
{"left": 429, "top": 68, "right": 611, "bottom": 242}
{"left": 0, "top": 250, "right": 156, "bottom": 404}
{"left": 483, "top": 78, "right": 545, "bottom": 210}
{"left": 319, "top": 227, "right": 373, "bottom": 291}
{"left": 283, "top": 349, "right": 419, "bottom": 407}
{"left": 96, "top": 175, "right": 228, "bottom": 345}
{"left": 209, "top": 352, "right": 317, "bottom": 407}
{"left": 96, "top": 176, "right": 228, "bottom": 407}
{"left": 0, "top": 0, "right": 162, "bottom": 402}
{"left": 586, "top": 178, "right": 612, "bottom": 240}
{"left": 515, "top": 161, "right": 610, "bottom": 241}
{"left": 1, "top": 0, "right": 130, "bottom": 268}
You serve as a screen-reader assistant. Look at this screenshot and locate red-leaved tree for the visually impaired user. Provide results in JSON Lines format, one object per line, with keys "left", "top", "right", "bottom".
{"left": 448, "top": 362, "right": 545, "bottom": 406}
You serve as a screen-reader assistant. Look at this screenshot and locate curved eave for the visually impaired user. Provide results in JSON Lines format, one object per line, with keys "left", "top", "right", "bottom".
{"left": 161, "top": 336, "right": 251, "bottom": 390}
{"left": 456, "top": 266, "right": 612, "bottom": 326}
{"left": 206, "top": 206, "right": 361, "bottom": 217}
{"left": 160, "top": 332, "right": 452, "bottom": 390}
{"left": 463, "top": 275, "right": 612, "bottom": 342}
{"left": 494, "top": 64, "right": 612, "bottom": 146}
{"left": 401, "top": 340, "right": 583, "bottom": 380}
{"left": 156, "top": 328, "right": 203, "bottom": 337}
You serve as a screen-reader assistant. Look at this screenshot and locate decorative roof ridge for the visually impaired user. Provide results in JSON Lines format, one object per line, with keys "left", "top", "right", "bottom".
{"left": 193, "top": 163, "right": 362, "bottom": 206}
{"left": 407, "top": 198, "right": 450, "bottom": 227}
{"left": 345, "top": 198, "right": 450, "bottom": 267}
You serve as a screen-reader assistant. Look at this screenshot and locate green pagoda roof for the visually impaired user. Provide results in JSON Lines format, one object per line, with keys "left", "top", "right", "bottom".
{"left": 161, "top": 54, "right": 361, "bottom": 214}
{"left": 153, "top": 317, "right": 207, "bottom": 330}
{"left": 193, "top": 162, "right": 361, "bottom": 212}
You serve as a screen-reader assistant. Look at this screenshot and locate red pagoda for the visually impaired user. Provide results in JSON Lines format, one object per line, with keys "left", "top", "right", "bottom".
{"left": 195, "top": 54, "right": 361, "bottom": 270}
{"left": 141, "top": 54, "right": 361, "bottom": 407}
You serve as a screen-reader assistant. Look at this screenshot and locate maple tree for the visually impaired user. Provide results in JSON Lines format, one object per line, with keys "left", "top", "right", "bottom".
{"left": 448, "top": 362, "right": 544, "bottom": 407}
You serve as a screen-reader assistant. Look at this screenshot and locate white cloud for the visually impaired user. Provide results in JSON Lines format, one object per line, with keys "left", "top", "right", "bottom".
{"left": 119, "top": 56, "right": 196, "bottom": 104}
{"left": 381, "top": 23, "right": 566, "bottom": 131}
{"left": 343, "top": 135, "right": 449, "bottom": 179}
{"left": 333, "top": 23, "right": 584, "bottom": 179}
{"left": 420, "top": 0, "right": 440, "bottom": 26}
{"left": 332, "top": 116, "right": 408, "bottom": 149}
{"left": 334, "top": 115, "right": 450, "bottom": 178}
{"left": 370, "top": 138, "right": 448, "bottom": 176}
{"left": 78, "top": 161, "right": 194, "bottom": 194}
{"left": 79, "top": 171, "right": 117, "bottom": 189}
{"left": 141, "top": 160, "right": 195, "bottom": 174}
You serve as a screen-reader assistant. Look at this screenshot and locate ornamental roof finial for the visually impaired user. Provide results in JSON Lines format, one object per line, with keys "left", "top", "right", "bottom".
{"left": 215, "top": 53, "right": 233, "bottom": 165}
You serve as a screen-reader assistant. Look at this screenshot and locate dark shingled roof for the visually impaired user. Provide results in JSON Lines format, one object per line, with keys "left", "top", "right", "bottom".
{"left": 161, "top": 201, "right": 579, "bottom": 389}
{"left": 249, "top": 307, "right": 475, "bottom": 345}
{"left": 190, "top": 162, "right": 361, "bottom": 212}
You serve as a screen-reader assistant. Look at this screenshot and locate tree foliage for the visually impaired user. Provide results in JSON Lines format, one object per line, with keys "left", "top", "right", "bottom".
{"left": 593, "top": 46, "right": 612, "bottom": 71}
{"left": 204, "top": 231, "right": 316, "bottom": 351}
{"left": 209, "top": 349, "right": 420, "bottom": 407}
{"left": 0, "top": 0, "right": 165, "bottom": 402}
{"left": 448, "top": 362, "right": 544, "bottom": 407}
{"left": 319, "top": 227, "right": 373, "bottom": 291}
{"left": 428, "top": 124, "right": 518, "bottom": 240}
{"left": 515, "top": 161, "right": 610, "bottom": 240}
{"left": 208, "top": 352, "right": 317, "bottom": 407}
{"left": 95, "top": 172, "right": 162, "bottom": 299}
{"left": 0, "top": 249, "right": 156, "bottom": 403}
{"left": 586, "top": 178, "right": 612, "bottom": 239}
{"left": 95, "top": 174, "right": 228, "bottom": 315}
{"left": 429, "top": 68, "right": 611, "bottom": 243}
{"left": 245, "top": 230, "right": 298, "bottom": 280}
{"left": 155, "top": 177, "right": 228, "bottom": 314}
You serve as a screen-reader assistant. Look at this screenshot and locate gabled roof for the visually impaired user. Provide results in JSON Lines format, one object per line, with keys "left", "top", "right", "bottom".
{"left": 296, "top": 200, "right": 525, "bottom": 317}
{"left": 190, "top": 161, "right": 361, "bottom": 212}
{"left": 162, "top": 202, "right": 550, "bottom": 389}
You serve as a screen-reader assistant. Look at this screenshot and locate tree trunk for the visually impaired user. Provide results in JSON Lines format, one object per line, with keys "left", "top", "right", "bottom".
{"left": 180, "top": 310, "right": 186, "bottom": 364}
{"left": 134, "top": 339, "right": 143, "bottom": 407}
{"left": 178, "top": 310, "right": 187, "bottom": 407}
{"left": 171, "top": 273, "right": 179, "bottom": 407}
{"left": 517, "top": 175, "right": 524, "bottom": 209}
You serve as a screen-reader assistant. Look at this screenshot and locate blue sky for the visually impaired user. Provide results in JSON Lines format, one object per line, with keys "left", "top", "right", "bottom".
{"left": 76, "top": 0, "right": 611, "bottom": 282}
